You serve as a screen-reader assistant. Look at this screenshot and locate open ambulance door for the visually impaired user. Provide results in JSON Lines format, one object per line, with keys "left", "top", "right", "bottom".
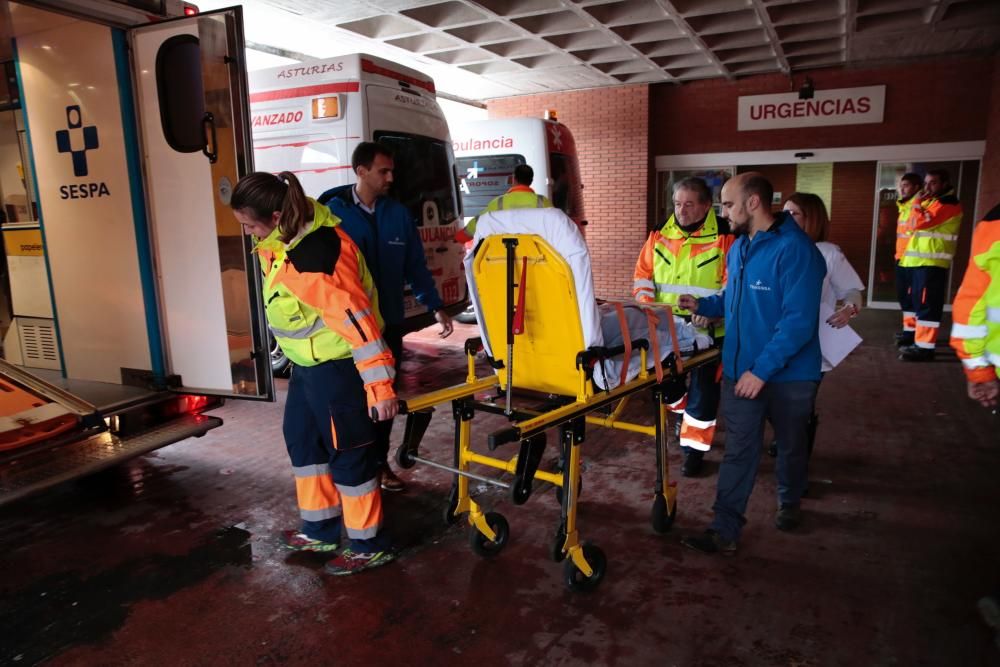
{"left": 129, "top": 7, "right": 273, "bottom": 401}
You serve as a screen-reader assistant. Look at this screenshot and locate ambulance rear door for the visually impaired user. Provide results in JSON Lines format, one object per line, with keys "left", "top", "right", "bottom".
{"left": 129, "top": 7, "right": 273, "bottom": 400}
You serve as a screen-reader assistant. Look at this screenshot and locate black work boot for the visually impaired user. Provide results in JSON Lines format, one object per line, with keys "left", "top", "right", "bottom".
{"left": 894, "top": 331, "right": 915, "bottom": 348}
{"left": 681, "top": 446, "right": 704, "bottom": 477}
{"left": 899, "top": 344, "right": 935, "bottom": 362}
{"left": 775, "top": 504, "right": 803, "bottom": 531}
{"left": 681, "top": 529, "right": 737, "bottom": 555}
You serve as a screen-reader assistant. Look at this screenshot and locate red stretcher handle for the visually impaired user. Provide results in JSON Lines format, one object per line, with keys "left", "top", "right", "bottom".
{"left": 512, "top": 257, "right": 528, "bottom": 335}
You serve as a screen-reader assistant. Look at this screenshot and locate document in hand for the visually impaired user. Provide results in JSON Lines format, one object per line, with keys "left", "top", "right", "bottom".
{"left": 818, "top": 302, "right": 862, "bottom": 369}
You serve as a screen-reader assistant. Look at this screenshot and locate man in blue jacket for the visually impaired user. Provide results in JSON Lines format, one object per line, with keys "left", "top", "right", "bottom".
{"left": 320, "top": 142, "right": 453, "bottom": 492}
{"left": 677, "top": 172, "right": 825, "bottom": 555}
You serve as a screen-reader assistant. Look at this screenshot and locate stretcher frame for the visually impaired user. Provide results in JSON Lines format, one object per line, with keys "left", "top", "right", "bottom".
{"left": 395, "top": 233, "right": 719, "bottom": 591}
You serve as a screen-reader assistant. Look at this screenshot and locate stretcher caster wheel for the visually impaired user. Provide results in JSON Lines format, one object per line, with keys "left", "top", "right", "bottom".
{"left": 564, "top": 543, "right": 606, "bottom": 592}
{"left": 555, "top": 476, "right": 582, "bottom": 505}
{"left": 442, "top": 486, "right": 460, "bottom": 526}
{"left": 511, "top": 473, "right": 532, "bottom": 505}
{"left": 550, "top": 525, "right": 567, "bottom": 563}
{"left": 470, "top": 512, "right": 509, "bottom": 558}
{"left": 650, "top": 493, "right": 677, "bottom": 534}
{"left": 395, "top": 445, "right": 416, "bottom": 470}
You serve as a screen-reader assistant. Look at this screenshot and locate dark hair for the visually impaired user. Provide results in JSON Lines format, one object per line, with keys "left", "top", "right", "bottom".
{"left": 230, "top": 171, "right": 313, "bottom": 244}
{"left": 786, "top": 192, "right": 830, "bottom": 243}
{"left": 673, "top": 176, "right": 712, "bottom": 204}
{"left": 351, "top": 141, "right": 394, "bottom": 172}
{"left": 513, "top": 164, "right": 534, "bottom": 186}
{"left": 900, "top": 172, "right": 922, "bottom": 188}
{"left": 741, "top": 174, "right": 774, "bottom": 213}
{"left": 926, "top": 169, "right": 950, "bottom": 185}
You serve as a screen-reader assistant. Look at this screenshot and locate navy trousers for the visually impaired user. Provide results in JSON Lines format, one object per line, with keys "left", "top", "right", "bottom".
{"left": 710, "top": 378, "right": 819, "bottom": 542}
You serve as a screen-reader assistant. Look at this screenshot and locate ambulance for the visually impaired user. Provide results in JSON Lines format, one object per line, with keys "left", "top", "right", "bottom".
{"left": 451, "top": 114, "right": 586, "bottom": 229}
{"left": 248, "top": 55, "right": 466, "bottom": 373}
{"left": 0, "top": 0, "right": 288, "bottom": 504}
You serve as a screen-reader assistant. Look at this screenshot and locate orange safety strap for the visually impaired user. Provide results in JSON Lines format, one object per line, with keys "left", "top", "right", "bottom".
{"left": 613, "top": 302, "right": 632, "bottom": 387}
{"left": 512, "top": 256, "right": 528, "bottom": 335}
{"left": 644, "top": 308, "right": 664, "bottom": 383}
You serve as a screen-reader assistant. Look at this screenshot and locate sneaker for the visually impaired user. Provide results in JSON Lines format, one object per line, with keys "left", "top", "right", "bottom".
{"left": 894, "top": 332, "right": 915, "bottom": 348}
{"left": 899, "top": 345, "right": 935, "bottom": 362}
{"left": 324, "top": 548, "right": 396, "bottom": 576}
{"left": 380, "top": 466, "right": 406, "bottom": 492}
{"left": 775, "top": 504, "right": 802, "bottom": 531}
{"left": 680, "top": 529, "right": 737, "bottom": 556}
{"left": 281, "top": 530, "right": 339, "bottom": 553}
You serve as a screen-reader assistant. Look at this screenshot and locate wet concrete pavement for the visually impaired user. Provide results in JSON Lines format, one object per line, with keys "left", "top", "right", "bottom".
{"left": 0, "top": 310, "right": 998, "bottom": 666}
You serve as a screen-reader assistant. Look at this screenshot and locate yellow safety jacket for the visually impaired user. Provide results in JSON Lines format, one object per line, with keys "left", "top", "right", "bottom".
{"left": 255, "top": 200, "right": 395, "bottom": 405}
{"left": 632, "top": 209, "right": 733, "bottom": 336}
{"left": 950, "top": 204, "right": 1000, "bottom": 383}
{"left": 899, "top": 189, "right": 963, "bottom": 269}
{"left": 895, "top": 196, "right": 917, "bottom": 262}
{"left": 456, "top": 185, "right": 553, "bottom": 242}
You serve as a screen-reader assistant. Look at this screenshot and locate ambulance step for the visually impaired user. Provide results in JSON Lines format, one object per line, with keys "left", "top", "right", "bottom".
{"left": 0, "top": 413, "right": 223, "bottom": 507}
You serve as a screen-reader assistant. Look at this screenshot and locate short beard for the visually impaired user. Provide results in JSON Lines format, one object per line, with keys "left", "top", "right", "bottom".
{"left": 730, "top": 218, "right": 750, "bottom": 236}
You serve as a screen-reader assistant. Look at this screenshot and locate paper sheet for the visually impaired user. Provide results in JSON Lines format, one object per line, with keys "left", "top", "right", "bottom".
{"left": 818, "top": 302, "right": 862, "bottom": 368}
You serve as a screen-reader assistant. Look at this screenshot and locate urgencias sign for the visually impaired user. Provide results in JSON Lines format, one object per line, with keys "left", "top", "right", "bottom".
{"left": 738, "top": 85, "right": 885, "bottom": 131}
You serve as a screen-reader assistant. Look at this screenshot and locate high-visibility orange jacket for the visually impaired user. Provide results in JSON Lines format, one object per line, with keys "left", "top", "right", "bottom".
{"left": 256, "top": 200, "right": 396, "bottom": 406}
{"left": 950, "top": 203, "right": 1000, "bottom": 383}
{"left": 899, "top": 189, "right": 963, "bottom": 269}
{"left": 455, "top": 184, "right": 552, "bottom": 243}
{"left": 895, "top": 195, "right": 918, "bottom": 261}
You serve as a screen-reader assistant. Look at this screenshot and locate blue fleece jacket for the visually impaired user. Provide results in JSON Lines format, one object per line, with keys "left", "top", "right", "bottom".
{"left": 319, "top": 184, "right": 443, "bottom": 327}
{"left": 697, "top": 212, "right": 826, "bottom": 383}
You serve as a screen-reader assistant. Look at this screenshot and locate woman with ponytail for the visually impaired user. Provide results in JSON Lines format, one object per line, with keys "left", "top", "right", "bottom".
{"left": 231, "top": 171, "right": 397, "bottom": 575}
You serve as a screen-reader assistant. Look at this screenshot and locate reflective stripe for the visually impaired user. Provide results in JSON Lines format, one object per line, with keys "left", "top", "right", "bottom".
{"left": 360, "top": 365, "right": 394, "bottom": 384}
{"left": 914, "top": 341, "right": 936, "bottom": 349}
{"left": 344, "top": 308, "right": 373, "bottom": 326}
{"left": 987, "top": 351, "right": 1000, "bottom": 367}
{"left": 916, "top": 320, "right": 940, "bottom": 328}
{"left": 902, "top": 311, "right": 916, "bottom": 317}
{"left": 352, "top": 339, "right": 387, "bottom": 363}
{"left": 896, "top": 233, "right": 910, "bottom": 238}
{"left": 345, "top": 525, "right": 380, "bottom": 540}
{"left": 680, "top": 437, "right": 711, "bottom": 452}
{"left": 654, "top": 283, "right": 719, "bottom": 297}
{"left": 903, "top": 251, "right": 954, "bottom": 260}
{"left": 270, "top": 317, "right": 326, "bottom": 340}
{"left": 682, "top": 413, "right": 715, "bottom": 430}
{"left": 961, "top": 355, "right": 991, "bottom": 369}
{"left": 292, "top": 463, "right": 330, "bottom": 478}
{"left": 951, "top": 322, "right": 988, "bottom": 339}
{"left": 536, "top": 195, "right": 545, "bottom": 207}
{"left": 496, "top": 196, "right": 504, "bottom": 211}
{"left": 336, "top": 478, "right": 379, "bottom": 497}
{"left": 634, "top": 279, "right": 655, "bottom": 291}
{"left": 987, "top": 307, "right": 1000, "bottom": 323}
{"left": 301, "top": 506, "right": 342, "bottom": 521}
{"left": 913, "top": 231, "right": 958, "bottom": 240}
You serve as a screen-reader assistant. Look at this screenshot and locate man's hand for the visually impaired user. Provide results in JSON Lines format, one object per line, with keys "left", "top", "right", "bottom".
{"left": 968, "top": 379, "right": 999, "bottom": 408}
{"left": 678, "top": 294, "right": 699, "bottom": 313}
{"left": 435, "top": 309, "right": 454, "bottom": 338}
{"left": 372, "top": 398, "right": 399, "bottom": 422}
{"left": 691, "top": 314, "right": 711, "bottom": 328}
{"left": 734, "top": 370, "right": 765, "bottom": 399}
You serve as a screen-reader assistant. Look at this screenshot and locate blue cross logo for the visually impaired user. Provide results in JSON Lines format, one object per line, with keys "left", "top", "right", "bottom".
{"left": 55, "top": 105, "right": 99, "bottom": 177}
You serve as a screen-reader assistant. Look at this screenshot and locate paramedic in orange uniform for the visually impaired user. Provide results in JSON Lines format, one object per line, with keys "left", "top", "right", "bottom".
{"left": 231, "top": 171, "right": 397, "bottom": 576}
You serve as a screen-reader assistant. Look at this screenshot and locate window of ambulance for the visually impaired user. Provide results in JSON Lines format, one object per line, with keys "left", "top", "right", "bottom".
{"left": 374, "top": 131, "right": 466, "bottom": 328}
{"left": 455, "top": 154, "right": 526, "bottom": 222}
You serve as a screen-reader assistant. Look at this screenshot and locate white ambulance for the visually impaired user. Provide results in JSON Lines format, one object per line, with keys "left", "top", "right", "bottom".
{"left": 0, "top": 2, "right": 467, "bottom": 502}
{"left": 248, "top": 55, "right": 466, "bottom": 365}
{"left": 452, "top": 115, "right": 587, "bottom": 230}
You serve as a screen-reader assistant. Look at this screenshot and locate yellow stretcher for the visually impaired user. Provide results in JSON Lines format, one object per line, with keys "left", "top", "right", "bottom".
{"left": 395, "top": 233, "right": 719, "bottom": 592}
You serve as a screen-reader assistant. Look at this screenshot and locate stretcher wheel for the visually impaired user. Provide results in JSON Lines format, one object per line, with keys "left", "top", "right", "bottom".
{"left": 650, "top": 493, "right": 677, "bottom": 534}
{"left": 396, "top": 444, "right": 416, "bottom": 470}
{"left": 564, "top": 543, "right": 606, "bottom": 592}
{"left": 442, "top": 486, "right": 460, "bottom": 526}
{"left": 555, "top": 476, "right": 582, "bottom": 505}
{"left": 550, "top": 525, "right": 567, "bottom": 563}
{"left": 470, "top": 512, "right": 509, "bottom": 558}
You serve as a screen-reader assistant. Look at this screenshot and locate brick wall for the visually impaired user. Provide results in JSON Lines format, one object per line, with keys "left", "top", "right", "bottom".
{"left": 650, "top": 56, "right": 993, "bottom": 155}
{"left": 487, "top": 86, "right": 649, "bottom": 299}
{"left": 980, "top": 54, "right": 1000, "bottom": 218}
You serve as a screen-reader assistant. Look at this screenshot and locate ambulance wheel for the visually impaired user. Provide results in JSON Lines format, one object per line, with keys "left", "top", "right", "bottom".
{"left": 564, "top": 543, "right": 606, "bottom": 592}
{"left": 550, "top": 525, "right": 567, "bottom": 563}
{"left": 650, "top": 493, "right": 677, "bottom": 534}
{"left": 269, "top": 334, "right": 290, "bottom": 378}
{"left": 442, "top": 486, "right": 460, "bottom": 525}
{"left": 470, "top": 512, "right": 509, "bottom": 558}
{"left": 455, "top": 306, "right": 478, "bottom": 324}
{"left": 555, "top": 476, "right": 582, "bottom": 505}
